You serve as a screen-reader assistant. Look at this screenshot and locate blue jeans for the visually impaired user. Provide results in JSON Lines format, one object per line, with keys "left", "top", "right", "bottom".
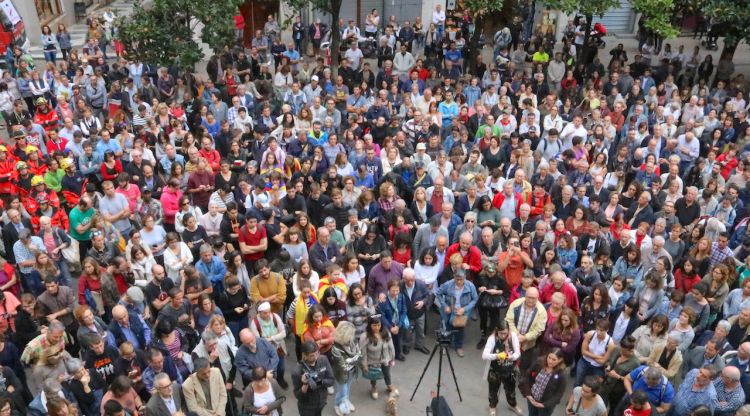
{"left": 43, "top": 50, "right": 56, "bottom": 63}
{"left": 55, "top": 258, "right": 71, "bottom": 287}
{"left": 575, "top": 358, "right": 605, "bottom": 386}
{"left": 439, "top": 310, "right": 467, "bottom": 349}
{"left": 436, "top": 24, "right": 445, "bottom": 41}
{"left": 276, "top": 350, "right": 286, "bottom": 382}
{"left": 335, "top": 378, "right": 353, "bottom": 411}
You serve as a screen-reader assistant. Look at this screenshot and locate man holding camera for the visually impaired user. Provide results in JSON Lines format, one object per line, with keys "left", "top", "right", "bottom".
{"left": 292, "top": 341, "right": 335, "bottom": 416}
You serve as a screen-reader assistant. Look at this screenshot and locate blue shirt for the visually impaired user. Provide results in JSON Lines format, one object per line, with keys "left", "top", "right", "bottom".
{"left": 444, "top": 49, "right": 462, "bottom": 64}
{"left": 95, "top": 139, "right": 122, "bottom": 159}
{"left": 672, "top": 368, "right": 718, "bottom": 415}
{"left": 628, "top": 365, "right": 675, "bottom": 406}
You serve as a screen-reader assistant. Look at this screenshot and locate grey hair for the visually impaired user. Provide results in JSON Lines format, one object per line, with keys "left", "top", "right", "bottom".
{"left": 644, "top": 366, "right": 662, "bottom": 380}
{"left": 652, "top": 235, "right": 665, "bottom": 245}
{"left": 193, "top": 357, "right": 210, "bottom": 371}
{"left": 42, "top": 378, "right": 62, "bottom": 396}
{"left": 154, "top": 372, "right": 170, "bottom": 386}
{"left": 199, "top": 244, "right": 213, "bottom": 255}
{"left": 201, "top": 330, "right": 218, "bottom": 344}
{"left": 324, "top": 216, "right": 336, "bottom": 225}
{"left": 667, "top": 331, "right": 682, "bottom": 342}
{"left": 464, "top": 211, "right": 477, "bottom": 222}
{"left": 716, "top": 320, "right": 731, "bottom": 333}
{"left": 65, "top": 358, "right": 84, "bottom": 375}
{"left": 48, "top": 320, "right": 66, "bottom": 333}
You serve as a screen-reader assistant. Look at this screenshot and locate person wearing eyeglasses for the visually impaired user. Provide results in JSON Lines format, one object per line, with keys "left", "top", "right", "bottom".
{"left": 145, "top": 372, "right": 187, "bottom": 416}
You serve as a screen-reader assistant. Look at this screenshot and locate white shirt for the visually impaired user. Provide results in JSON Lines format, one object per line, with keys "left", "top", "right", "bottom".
{"left": 344, "top": 48, "right": 364, "bottom": 70}
{"left": 432, "top": 9, "right": 445, "bottom": 25}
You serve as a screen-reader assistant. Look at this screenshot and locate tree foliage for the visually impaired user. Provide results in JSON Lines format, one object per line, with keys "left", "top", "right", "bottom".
{"left": 700, "top": 0, "right": 750, "bottom": 52}
{"left": 284, "top": 0, "right": 344, "bottom": 67}
{"left": 118, "top": 0, "right": 242, "bottom": 69}
{"left": 463, "top": 0, "right": 507, "bottom": 73}
{"left": 543, "top": 0, "right": 679, "bottom": 37}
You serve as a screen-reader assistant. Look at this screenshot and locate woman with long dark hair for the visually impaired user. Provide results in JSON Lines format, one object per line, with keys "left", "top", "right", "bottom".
{"left": 359, "top": 314, "right": 397, "bottom": 400}
{"left": 521, "top": 347, "right": 567, "bottom": 416}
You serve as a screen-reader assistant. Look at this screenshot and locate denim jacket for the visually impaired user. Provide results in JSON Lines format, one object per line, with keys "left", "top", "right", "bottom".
{"left": 436, "top": 279, "right": 478, "bottom": 321}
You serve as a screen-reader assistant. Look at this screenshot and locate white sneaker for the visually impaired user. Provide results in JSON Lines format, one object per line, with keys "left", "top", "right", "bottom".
{"left": 370, "top": 388, "right": 379, "bottom": 400}
{"left": 335, "top": 406, "right": 345, "bottom": 416}
{"left": 346, "top": 399, "right": 356, "bottom": 412}
{"left": 509, "top": 405, "right": 522, "bottom": 415}
{"left": 327, "top": 386, "right": 335, "bottom": 395}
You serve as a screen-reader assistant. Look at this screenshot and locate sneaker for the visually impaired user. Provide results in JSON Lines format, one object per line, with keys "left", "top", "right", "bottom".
{"left": 476, "top": 338, "right": 487, "bottom": 349}
{"left": 370, "top": 387, "right": 379, "bottom": 400}
{"left": 327, "top": 386, "right": 335, "bottom": 395}
{"left": 509, "top": 405, "right": 522, "bottom": 415}
{"left": 347, "top": 399, "right": 356, "bottom": 412}
{"left": 335, "top": 406, "right": 345, "bottom": 416}
{"left": 456, "top": 348, "right": 465, "bottom": 357}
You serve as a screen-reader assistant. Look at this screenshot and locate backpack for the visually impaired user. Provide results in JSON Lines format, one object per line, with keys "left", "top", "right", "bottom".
{"left": 634, "top": 367, "right": 668, "bottom": 404}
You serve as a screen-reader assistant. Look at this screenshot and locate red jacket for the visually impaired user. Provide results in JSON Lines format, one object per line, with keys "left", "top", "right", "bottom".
{"left": 199, "top": 149, "right": 221, "bottom": 173}
{"left": 31, "top": 206, "right": 70, "bottom": 233}
{"left": 160, "top": 187, "right": 183, "bottom": 225}
{"left": 46, "top": 137, "right": 69, "bottom": 154}
{"left": 100, "top": 159, "right": 123, "bottom": 181}
{"left": 540, "top": 282, "right": 580, "bottom": 314}
{"left": 492, "top": 191, "right": 522, "bottom": 218}
{"left": 444, "top": 244, "right": 483, "bottom": 275}
{"left": 527, "top": 192, "right": 551, "bottom": 218}
{"left": 33, "top": 108, "right": 59, "bottom": 133}
{"left": 0, "top": 157, "right": 16, "bottom": 195}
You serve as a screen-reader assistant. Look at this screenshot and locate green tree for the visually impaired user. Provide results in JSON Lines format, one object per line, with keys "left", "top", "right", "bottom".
{"left": 284, "top": 0, "right": 344, "bottom": 68}
{"left": 117, "top": 0, "right": 242, "bottom": 70}
{"left": 700, "top": 0, "right": 750, "bottom": 58}
{"left": 464, "top": 0, "right": 508, "bottom": 74}
{"left": 543, "top": 0, "right": 678, "bottom": 60}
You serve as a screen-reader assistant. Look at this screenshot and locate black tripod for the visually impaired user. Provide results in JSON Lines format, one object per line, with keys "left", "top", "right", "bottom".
{"left": 410, "top": 331, "right": 463, "bottom": 402}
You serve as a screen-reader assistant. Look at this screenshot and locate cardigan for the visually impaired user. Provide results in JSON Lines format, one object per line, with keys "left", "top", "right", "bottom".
{"left": 241, "top": 378, "right": 286, "bottom": 415}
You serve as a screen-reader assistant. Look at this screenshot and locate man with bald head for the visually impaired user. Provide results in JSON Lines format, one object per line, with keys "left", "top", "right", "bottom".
{"left": 235, "top": 328, "right": 279, "bottom": 387}
{"left": 444, "top": 232, "right": 482, "bottom": 280}
{"left": 728, "top": 342, "right": 750, "bottom": 404}
{"left": 506, "top": 286, "right": 547, "bottom": 371}
{"left": 401, "top": 268, "right": 430, "bottom": 354}
{"left": 713, "top": 366, "right": 745, "bottom": 415}
{"left": 109, "top": 304, "right": 152, "bottom": 350}
{"left": 143, "top": 264, "right": 175, "bottom": 319}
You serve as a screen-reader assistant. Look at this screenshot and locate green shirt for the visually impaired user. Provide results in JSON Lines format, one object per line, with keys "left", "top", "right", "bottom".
{"left": 44, "top": 168, "right": 65, "bottom": 192}
{"left": 68, "top": 207, "right": 95, "bottom": 241}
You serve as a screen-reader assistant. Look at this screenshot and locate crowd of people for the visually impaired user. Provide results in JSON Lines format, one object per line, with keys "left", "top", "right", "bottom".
{"left": 0, "top": 2, "right": 748, "bottom": 416}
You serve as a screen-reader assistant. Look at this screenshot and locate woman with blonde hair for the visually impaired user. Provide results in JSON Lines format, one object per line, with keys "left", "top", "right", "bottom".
{"left": 204, "top": 313, "right": 238, "bottom": 351}
{"left": 330, "top": 321, "right": 361, "bottom": 415}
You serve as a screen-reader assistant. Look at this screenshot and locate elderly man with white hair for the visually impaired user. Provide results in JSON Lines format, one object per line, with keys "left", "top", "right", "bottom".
{"left": 640, "top": 235, "right": 672, "bottom": 272}
{"left": 400, "top": 267, "right": 430, "bottom": 354}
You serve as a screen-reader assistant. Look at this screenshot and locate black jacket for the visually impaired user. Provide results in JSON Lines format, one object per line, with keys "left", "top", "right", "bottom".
{"left": 400, "top": 279, "right": 430, "bottom": 319}
{"left": 2, "top": 219, "right": 33, "bottom": 264}
{"left": 292, "top": 356, "right": 335, "bottom": 412}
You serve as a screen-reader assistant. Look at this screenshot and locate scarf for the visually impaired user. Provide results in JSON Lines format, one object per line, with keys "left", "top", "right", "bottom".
{"left": 318, "top": 277, "right": 348, "bottom": 300}
{"left": 294, "top": 293, "right": 319, "bottom": 336}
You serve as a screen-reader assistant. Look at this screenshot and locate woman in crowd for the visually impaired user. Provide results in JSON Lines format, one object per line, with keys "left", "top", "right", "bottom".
{"left": 631, "top": 314, "right": 669, "bottom": 361}
{"left": 329, "top": 321, "right": 361, "bottom": 416}
{"left": 359, "top": 314, "right": 397, "bottom": 400}
{"left": 542, "top": 307, "right": 581, "bottom": 366}
{"left": 476, "top": 264, "right": 510, "bottom": 349}
{"left": 435, "top": 269, "right": 478, "bottom": 357}
{"left": 482, "top": 321, "right": 522, "bottom": 416}
{"left": 521, "top": 347, "right": 567, "bottom": 416}
{"left": 240, "top": 366, "right": 286, "bottom": 416}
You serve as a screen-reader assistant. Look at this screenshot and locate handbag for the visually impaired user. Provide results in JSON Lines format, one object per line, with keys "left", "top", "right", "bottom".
{"left": 480, "top": 292, "right": 508, "bottom": 310}
{"left": 85, "top": 288, "right": 105, "bottom": 316}
{"left": 61, "top": 238, "right": 80, "bottom": 267}
{"left": 451, "top": 314, "right": 468, "bottom": 328}
{"left": 362, "top": 365, "right": 384, "bottom": 380}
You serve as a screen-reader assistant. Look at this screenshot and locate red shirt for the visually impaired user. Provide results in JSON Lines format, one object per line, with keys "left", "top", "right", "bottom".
{"left": 238, "top": 224, "right": 267, "bottom": 261}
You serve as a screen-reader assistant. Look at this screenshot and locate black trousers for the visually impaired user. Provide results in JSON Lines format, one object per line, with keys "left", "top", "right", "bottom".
{"left": 488, "top": 370, "right": 517, "bottom": 408}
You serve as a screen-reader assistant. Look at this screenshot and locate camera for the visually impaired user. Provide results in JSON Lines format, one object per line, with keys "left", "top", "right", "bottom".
{"left": 436, "top": 322, "right": 456, "bottom": 346}
{"left": 301, "top": 362, "right": 322, "bottom": 388}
